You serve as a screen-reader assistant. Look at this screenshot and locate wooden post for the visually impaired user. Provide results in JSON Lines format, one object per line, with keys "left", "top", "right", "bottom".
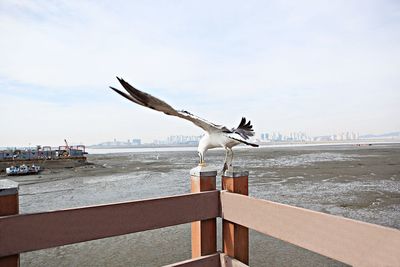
{"left": 0, "top": 179, "right": 19, "bottom": 267}
{"left": 222, "top": 170, "right": 249, "bottom": 264}
{"left": 190, "top": 166, "right": 217, "bottom": 258}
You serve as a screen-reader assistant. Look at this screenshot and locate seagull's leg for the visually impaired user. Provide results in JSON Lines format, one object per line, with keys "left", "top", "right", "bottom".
{"left": 222, "top": 147, "right": 229, "bottom": 173}
{"left": 228, "top": 148, "right": 234, "bottom": 170}
{"left": 198, "top": 152, "right": 205, "bottom": 166}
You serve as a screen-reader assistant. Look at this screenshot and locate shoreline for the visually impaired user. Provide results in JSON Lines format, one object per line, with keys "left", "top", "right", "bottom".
{"left": 15, "top": 144, "right": 400, "bottom": 266}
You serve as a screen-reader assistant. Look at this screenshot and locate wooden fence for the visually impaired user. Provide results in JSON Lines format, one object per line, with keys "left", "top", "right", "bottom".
{"left": 1, "top": 167, "right": 400, "bottom": 267}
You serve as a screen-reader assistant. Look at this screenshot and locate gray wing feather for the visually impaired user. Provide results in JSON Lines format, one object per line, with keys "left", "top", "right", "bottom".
{"left": 110, "top": 77, "right": 228, "bottom": 133}
{"left": 177, "top": 110, "right": 230, "bottom": 132}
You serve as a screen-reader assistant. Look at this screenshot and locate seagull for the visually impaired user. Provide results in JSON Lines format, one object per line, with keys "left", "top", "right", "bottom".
{"left": 110, "top": 77, "right": 259, "bottom": 173}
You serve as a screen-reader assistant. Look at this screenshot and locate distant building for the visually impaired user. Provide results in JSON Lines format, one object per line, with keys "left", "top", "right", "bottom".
{"left": 260, "top": 133, "right": 269, "bottom": 140}
{"left": 260, "top": 131, "right": 311, "bottom": 142}
{"left": 131, "top": 139, "right": 141, "bottom": 145}
{"left": 165, "top": 135, "right": 201, "bottom": 145}
{"left": 94, "top": 138, "right": 142, "bottom": 147}
{"left": 315, "top": 131, "right": 360, "bottom": 142}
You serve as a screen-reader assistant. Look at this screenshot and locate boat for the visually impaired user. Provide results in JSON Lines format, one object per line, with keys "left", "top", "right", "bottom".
{"left": 6, "top": 164, "right": 41, "bottom": 176}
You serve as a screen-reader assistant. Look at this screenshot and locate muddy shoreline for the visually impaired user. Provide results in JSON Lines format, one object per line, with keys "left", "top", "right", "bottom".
{"left": 3, "top": 144, "right": 399, "bottom": 266}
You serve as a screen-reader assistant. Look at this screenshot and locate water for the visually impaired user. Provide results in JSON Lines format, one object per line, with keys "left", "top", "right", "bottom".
{"left": 11, "top": 144, "right": 400, "bottom": 266}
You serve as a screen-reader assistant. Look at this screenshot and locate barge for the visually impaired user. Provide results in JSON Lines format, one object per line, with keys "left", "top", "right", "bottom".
{"left": 0, "top": 142, "right": 88, "bottom": 172}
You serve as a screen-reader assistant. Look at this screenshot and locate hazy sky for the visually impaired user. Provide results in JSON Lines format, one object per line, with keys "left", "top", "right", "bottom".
{"left": 0, "top": 0, "right": 399, "bottom": 146}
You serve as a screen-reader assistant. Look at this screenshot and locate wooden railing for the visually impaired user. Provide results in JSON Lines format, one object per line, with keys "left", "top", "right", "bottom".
{"left": 1, "top": 167, "right": 400, "bottom": 267}
{"left": 220, "top": 192, "right": 400, "bottom": 267}
{"left": 0, "top": 191, "right": 219, "bottom": 258}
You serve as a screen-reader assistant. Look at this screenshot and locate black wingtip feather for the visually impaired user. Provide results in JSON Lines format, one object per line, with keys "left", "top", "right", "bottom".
{"left": 109, "top": 86, "right": 120, "bottom": 92}
{"left": 109, "top": 86, "right": 145, "bottom": 106}
{"left": 110, "top": 86, "right": 130, "bottom": 99}
{"left": 237, "top": 117, "right": 254, "bottom": 131}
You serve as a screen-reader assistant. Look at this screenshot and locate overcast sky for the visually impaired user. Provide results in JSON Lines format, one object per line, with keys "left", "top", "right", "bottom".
{"left": 0, "top": 0, "right": 399, "bottom": 147}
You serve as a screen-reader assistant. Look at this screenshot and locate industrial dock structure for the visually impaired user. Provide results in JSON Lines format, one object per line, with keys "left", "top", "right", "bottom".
{"left": 0, "top": 141, "right": 87, "bottom": 172}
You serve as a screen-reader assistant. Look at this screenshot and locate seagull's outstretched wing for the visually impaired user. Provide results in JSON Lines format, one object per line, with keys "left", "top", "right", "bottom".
{"left": 110, "top": 77, "right": 229, "bottom": 133}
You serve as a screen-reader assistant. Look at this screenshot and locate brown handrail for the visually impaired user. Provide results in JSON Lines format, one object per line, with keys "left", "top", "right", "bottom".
{"left": 164, "top": 253, "right": 248, "bottom": 267}
{"left": 220, "top": 191, "right": 400, "bottom": 267}
{"left": 0, "top": 190, "right": 219, "bottom": 257}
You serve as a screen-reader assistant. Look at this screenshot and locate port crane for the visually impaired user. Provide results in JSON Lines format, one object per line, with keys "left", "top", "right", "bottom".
{"left": 58, "top": 139, "right": 70, "bottom": 157}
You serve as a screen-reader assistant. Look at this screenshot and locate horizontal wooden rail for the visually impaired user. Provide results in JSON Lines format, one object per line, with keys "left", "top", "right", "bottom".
{"left": 164, "top": 253, "right": 249, "bottom": 267}
{"left": 0, "top": 190, "right": 219, "bottom": 257}
{"left": 219, "top": 253, "right": 249, "bottom": 267}
{"left": 220, "top": 191, "right": 400, "bottom": 267}
{"left": 164, "top": 253, "right": 220, "bottom": 267}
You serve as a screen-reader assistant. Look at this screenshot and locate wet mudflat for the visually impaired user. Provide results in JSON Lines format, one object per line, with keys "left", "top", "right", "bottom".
{"left": 5, "top": 143, "right": 400, "bottom": 266}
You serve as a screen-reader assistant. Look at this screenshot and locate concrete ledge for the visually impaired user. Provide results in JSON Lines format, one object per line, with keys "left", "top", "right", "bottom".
{"left": 0, "top": 179, "right": 19, "bottom": 196}
{"left": 190, "top": 165, "right": 217, "bottom": 177}
{"left": 223, "top": 169, "right": 249, "bottom": 178}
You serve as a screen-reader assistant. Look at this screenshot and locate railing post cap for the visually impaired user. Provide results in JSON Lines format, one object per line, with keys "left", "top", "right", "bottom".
{"left": 223, "top": 169, "right": 249, "bottom": 178}
{"left": 0, "top": 179, "right": 19, "bottom": 196}
{"left": 190, "top": 165, "right": 217, "bottom": 177}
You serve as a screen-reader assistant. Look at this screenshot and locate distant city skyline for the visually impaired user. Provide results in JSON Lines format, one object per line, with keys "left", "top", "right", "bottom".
{"left": 87, "top": 130, "right": 399, "bottom": 148}
{"left": 2, "top": 129, "right": 399, "bottom": 149}
{"left": 1, "top": 1, "right": 399, "bottom": 147}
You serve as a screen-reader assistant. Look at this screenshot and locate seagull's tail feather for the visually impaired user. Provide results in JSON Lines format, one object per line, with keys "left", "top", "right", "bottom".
{"left": 234, "top": 117, "right": 255, "bottom": 140}
{"left": 244, "top": 141, "right": 259, "bottom": 147}
{"left": 227, "top": 135, "right": 259, "bottom": 147}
